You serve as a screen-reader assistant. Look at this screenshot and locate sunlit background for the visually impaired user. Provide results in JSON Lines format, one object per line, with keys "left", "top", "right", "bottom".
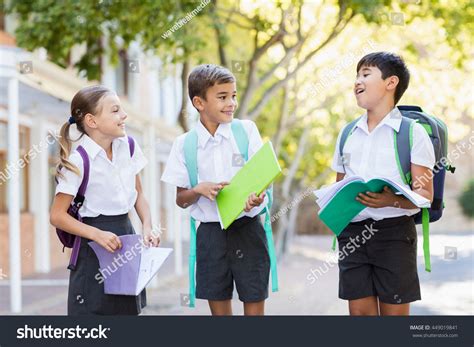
{"left": 0, "top": 0, "right": 472, "bottom": 315}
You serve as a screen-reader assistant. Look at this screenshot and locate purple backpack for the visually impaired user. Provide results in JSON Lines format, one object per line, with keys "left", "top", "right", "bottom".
{"left": 56, "top": 136, "right": 135, "bottom": 270}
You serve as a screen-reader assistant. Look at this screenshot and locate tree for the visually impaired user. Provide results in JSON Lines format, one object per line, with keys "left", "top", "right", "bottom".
{"left": 5, "top": 0, "right": 214, "bottom": 130}
{"left": 206, "top": 0, "right": 472, "bottom": 254}
{"left": 459, "top": 179, "right": 474, "bottom": 219}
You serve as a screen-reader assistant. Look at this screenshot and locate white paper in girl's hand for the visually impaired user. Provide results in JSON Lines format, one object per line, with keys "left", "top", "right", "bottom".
{"left": 89, "top": 234, "right": 172, "bottom": 296}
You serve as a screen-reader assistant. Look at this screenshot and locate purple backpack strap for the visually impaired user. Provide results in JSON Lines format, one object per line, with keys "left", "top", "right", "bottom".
{"left": 76, "top": 146, "right": 90, "bottom": 199}
{"left": 68, "top": 145, "right": 90, "bottom": 270}
{"left": 128, "top": 136, "right": 135, "bottom": 157}
{"left": 69, "top": 138, "right": 132, "bottom": 270}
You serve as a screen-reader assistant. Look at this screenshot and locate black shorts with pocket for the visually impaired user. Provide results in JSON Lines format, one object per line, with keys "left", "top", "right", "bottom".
{"left": 195, "top": 216, "right": 270, "bottom": 303}
{"left": 336, "top": 215, "right": 421, "bottom": 304}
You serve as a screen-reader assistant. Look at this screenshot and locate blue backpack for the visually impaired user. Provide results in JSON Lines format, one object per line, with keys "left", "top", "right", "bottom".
{"left": 337, "top": 106, "right": 455, "bottom": 272}
{"left": 183, "top": 119, "right": 279, "bottom": 307}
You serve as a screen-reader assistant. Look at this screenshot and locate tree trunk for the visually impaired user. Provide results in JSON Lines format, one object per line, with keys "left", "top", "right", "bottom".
{"left": 177, "top": 61, "right": 190, "bottom": 132}
{"left": 282, "top": 190, "right": 301, "bottom": 254}
{"left": 273, "top": 81, "right": 290, "bottom": 154}
{"left": 211, "top": 0, "right": 228, "bottom": 67}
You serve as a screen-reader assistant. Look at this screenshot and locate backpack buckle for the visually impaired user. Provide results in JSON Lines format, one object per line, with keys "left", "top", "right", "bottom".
{"left": 74, "top": 195, "right": 85, "bottom": 207}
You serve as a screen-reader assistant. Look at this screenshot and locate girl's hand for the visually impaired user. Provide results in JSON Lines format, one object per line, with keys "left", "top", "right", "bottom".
{"left": 143, "top": 227, "right": 161, "bottom": 247}
{"left": 244, "top": 191, "right": 266, "bottom": 212}
{"left": 193, "top": 182, "right": 229, "bottom": 201}
{"left": 356, "top": 186, "right": 400, "bottom": 209}
{"left": 93, "top": 229, "right": 122, "bottom": 253}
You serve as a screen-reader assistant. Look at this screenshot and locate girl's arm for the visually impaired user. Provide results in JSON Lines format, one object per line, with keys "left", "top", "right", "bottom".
{"left": 50, "top": 193, "right": 122, "bottom": 253}
{"left": 135, "top": 175, "right": 160, "bottom": 247}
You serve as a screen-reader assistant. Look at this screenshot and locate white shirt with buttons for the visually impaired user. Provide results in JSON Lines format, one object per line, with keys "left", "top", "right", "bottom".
{"left": 161, "top": 119, "right": 268, "bottom": 223}
{"left": 55, "top": 134, "right": 147, "bottom": 218}
{"left": 331, "top": 107, "right": 436, "bottom": 222}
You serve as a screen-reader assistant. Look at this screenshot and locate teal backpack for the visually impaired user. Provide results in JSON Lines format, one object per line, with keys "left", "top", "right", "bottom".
{"left": 183, "top": 119, "right": 279, "bottom": 307}
{"left": 335, "top": 105, "right": 455, "bottom": 272}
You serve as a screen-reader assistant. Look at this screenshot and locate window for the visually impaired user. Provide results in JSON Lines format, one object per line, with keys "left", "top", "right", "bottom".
{"left": 0, "top": 122, "right": 30, "bottom": 213}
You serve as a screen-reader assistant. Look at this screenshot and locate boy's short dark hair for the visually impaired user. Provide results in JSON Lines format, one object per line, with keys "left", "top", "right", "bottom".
{"left": 357, "top": 52, "right": 410, "bottom": 104}
{"left": 188, "top": 64, "right": 235, "bottom": 103}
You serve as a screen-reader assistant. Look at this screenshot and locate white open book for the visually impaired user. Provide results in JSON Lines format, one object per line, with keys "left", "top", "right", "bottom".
{"left": 314, "top": 176, "right": 431, "bottom": 213}
{"left": 313, "top": 176, "right": 431, "bottom": 236}
{"left": 89, "top": 235, "right": 173, "bottom": 296}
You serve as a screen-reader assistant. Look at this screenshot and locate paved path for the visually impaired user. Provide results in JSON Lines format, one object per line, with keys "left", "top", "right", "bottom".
{"left": 1, "top": 232, "right": 472, "bottom": 315}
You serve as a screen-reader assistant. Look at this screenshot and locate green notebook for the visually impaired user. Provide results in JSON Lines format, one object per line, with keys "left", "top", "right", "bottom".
{"left": 216, "top": 141, "right": 281, "bottom": 230}
{"left": 314, "top": 176, "right": 431, "bottom": 236}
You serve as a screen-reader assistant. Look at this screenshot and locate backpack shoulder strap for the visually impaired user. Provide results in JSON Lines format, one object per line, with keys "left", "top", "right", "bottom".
{"left": 230, "top": 120, "right": 278, "bottom": 290}
{"left": 182, "top": 120, "right": 250, "bottom": 188}
{"left": 183, "top": 130, "right": 199, "bottom": 188}
{"left": 68, "top": 145, "right": 90, "bottom": 270}
{"left": 230, "top": 119, "right": 249, "bottom": 161}
{"left": 339, "top": 117, "right": 360, "bottom": 157}
{"left": 395, "top": 116, "right": 431, "bottom": 271}
{"left": 127, "top": 136, "right": 135, "bottom": 157}
{"left": 231, "top": 120, "right": 274, "bottom": 209}
{"left": 75, "top": 146, "right": 90, "bottom": 204}
{"left": 394, "top": 116, "right": 416, "bottom": 185}
{"left": 183, "top": 129, "right": 198, "bottom": 307}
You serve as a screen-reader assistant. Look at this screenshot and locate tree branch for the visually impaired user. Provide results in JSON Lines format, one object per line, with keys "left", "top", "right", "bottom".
{"left": 259, "top": 39, "right": 304, "bottom": 86}
{"left": 247, "top": 11, "right": 355, "bottom": 120}
{"left": 253, "top": 26, "right": 286, "bottom": 61}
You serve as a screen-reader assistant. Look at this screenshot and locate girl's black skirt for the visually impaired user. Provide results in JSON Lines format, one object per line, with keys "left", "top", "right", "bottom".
{"left": 67, "top": 213, "right": 147, "bottom": 315}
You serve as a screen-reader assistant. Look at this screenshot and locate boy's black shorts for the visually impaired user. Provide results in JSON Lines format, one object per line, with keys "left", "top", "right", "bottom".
{"left": 195, "top": 216, "right": 270, "bottom": 303}
{"left": 337, "top": 215, "right": 421, "bottom": 304}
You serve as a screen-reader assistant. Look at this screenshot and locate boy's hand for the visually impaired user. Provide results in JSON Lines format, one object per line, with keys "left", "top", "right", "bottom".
{"left": 93, "top": 229, "right": 122, "bottom": 253}
{"left": 244, "top": 192, "right": 266, "bottom": 212}
{"left": 193, "top": 181, "right": 229, "bottom": 201}
{"left": 356, "top": 186, "right": 399, "bottom": 208}
{"left": 143, "top": 226, "right": 161, "bottom": 247}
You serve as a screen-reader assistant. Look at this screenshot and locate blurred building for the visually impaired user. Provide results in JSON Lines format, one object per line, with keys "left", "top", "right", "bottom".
{"left": 0, "top": 11, "right": 194, "bottom": 312}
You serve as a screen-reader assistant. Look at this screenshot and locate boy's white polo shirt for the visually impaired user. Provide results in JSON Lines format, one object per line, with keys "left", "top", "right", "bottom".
{"left": 161, "top": 119, "right": 267, "bottom": 223}
{"left": 331, "top": 107, "right": 435, "bottom": 222}
{"left": 55, "top": 134, "right": 148, "bottom": 218}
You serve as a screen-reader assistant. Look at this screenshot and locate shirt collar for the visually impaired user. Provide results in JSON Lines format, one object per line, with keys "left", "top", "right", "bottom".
{"left": 196, "top": 120, "right": 232, "bottom": 148}
{"left": 355, "top": 107, "right": 402, "bottom": 134}
{"left": 79, "top": 134, "right": 128, "bottom": 160}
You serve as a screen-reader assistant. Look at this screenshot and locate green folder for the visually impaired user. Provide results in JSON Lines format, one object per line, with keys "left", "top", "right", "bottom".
{"left": 216, "top": 141, "right": 281, "bottom": 230}
{"left": 318, "top": 177, "right": 431, "bottom": 236}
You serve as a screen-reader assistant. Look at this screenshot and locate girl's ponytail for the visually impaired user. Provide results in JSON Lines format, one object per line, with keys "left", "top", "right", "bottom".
{"left": 55, "top": 84, "right": 111, "bottom": 180}
{"left": 55, "top": 121, "right": 80, "bottom": 180}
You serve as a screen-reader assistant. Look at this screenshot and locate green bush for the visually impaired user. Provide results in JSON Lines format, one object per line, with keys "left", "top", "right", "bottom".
{"left": 458, "top": 179, "right": 474, "bottom": 219}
